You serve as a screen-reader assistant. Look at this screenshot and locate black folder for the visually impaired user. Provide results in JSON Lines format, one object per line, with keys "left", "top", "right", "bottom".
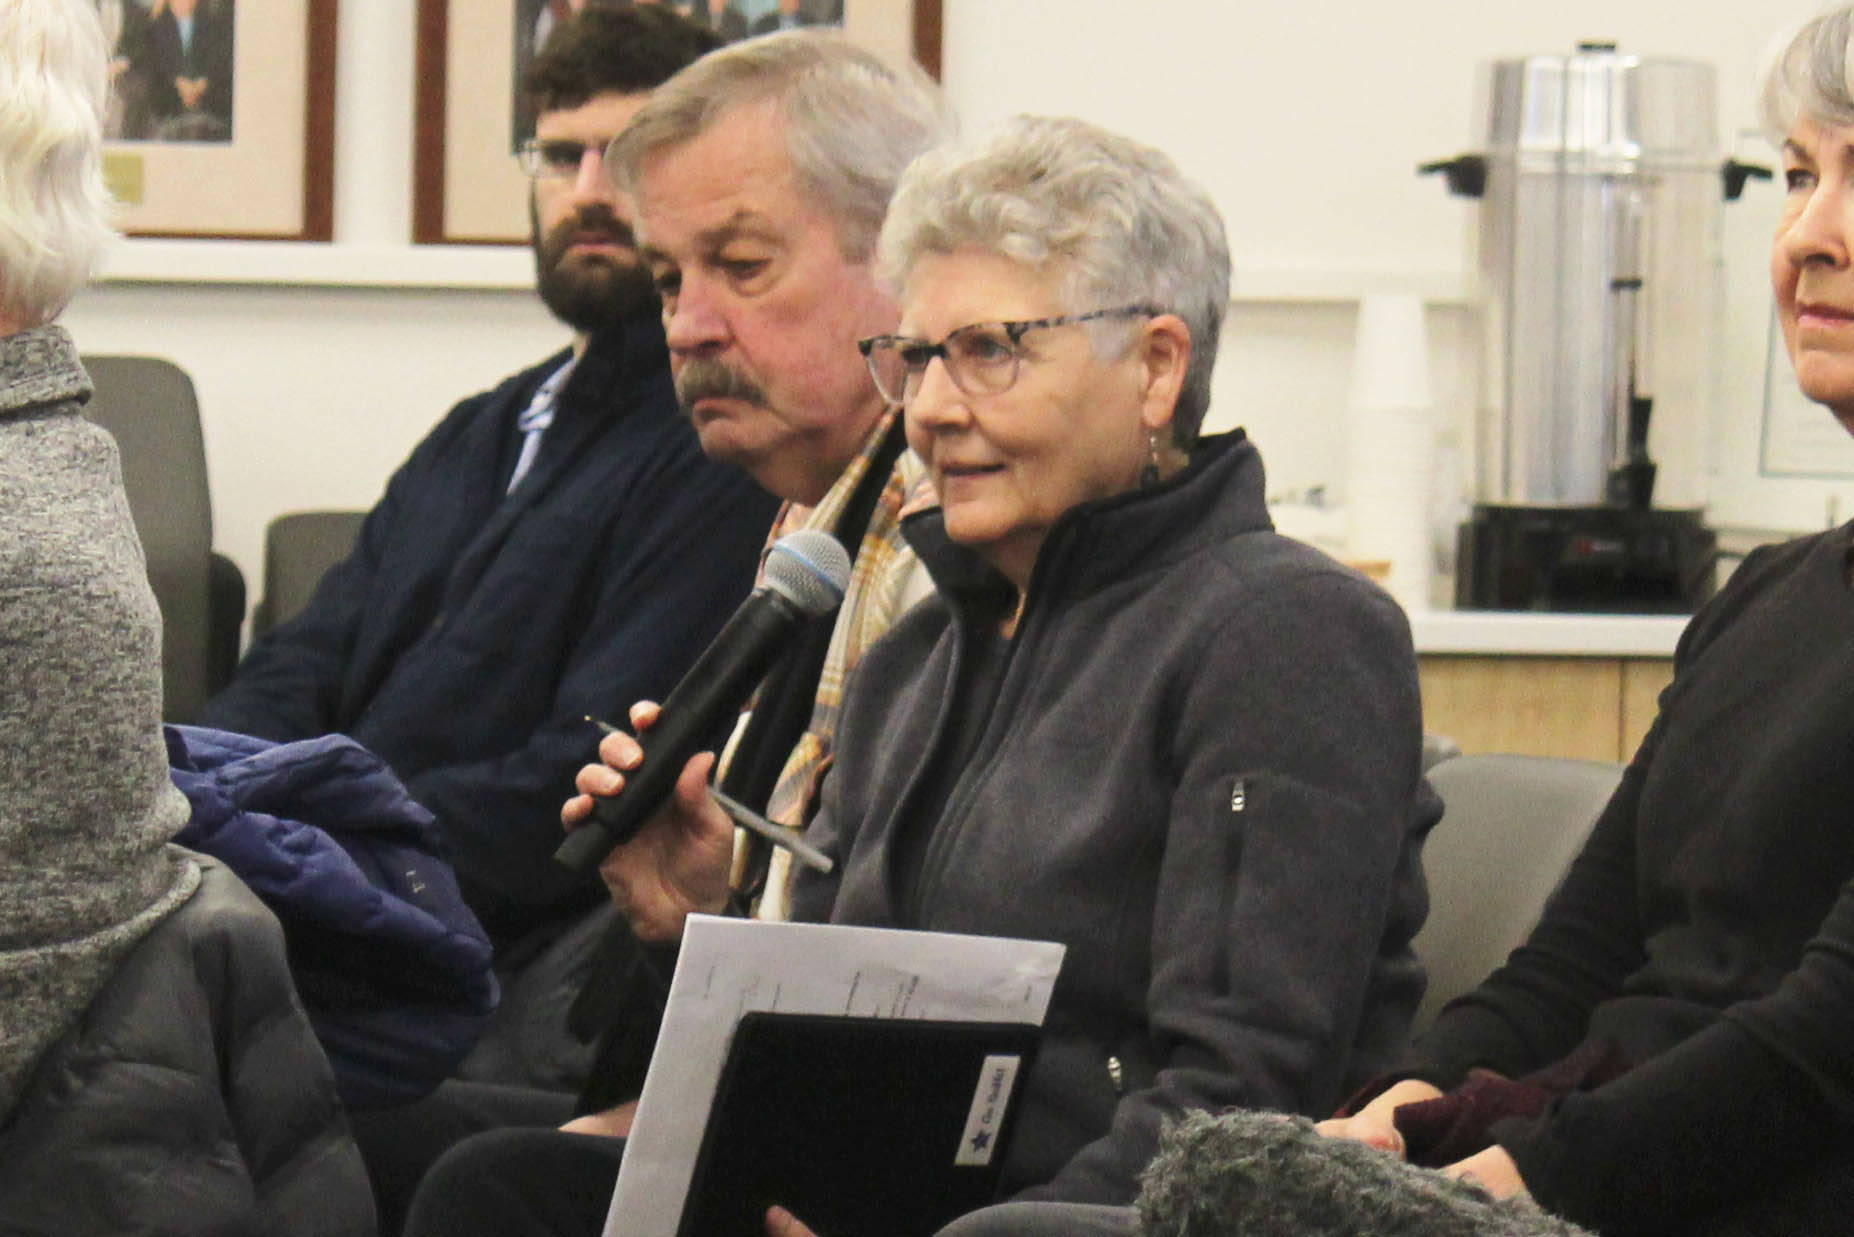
{"left": 674, "top": 1011, "right": 1042, "bottom": 1237}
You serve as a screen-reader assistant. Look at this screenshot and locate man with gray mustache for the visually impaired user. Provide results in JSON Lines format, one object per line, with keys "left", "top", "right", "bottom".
{"left": 396, "top": 30, "right": 953, "bottom": 1236}
{"left": 590, "top": 25, "right": 954, "bottom": 927}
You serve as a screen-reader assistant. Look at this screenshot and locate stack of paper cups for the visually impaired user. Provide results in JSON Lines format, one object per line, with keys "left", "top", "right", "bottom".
{"left": 1344, "top": 295, "right": 1435, "bottom": 612}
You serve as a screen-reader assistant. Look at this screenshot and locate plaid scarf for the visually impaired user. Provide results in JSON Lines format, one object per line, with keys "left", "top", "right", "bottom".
{"left": 727, "top": 410, "right": 932, "bottom": 920}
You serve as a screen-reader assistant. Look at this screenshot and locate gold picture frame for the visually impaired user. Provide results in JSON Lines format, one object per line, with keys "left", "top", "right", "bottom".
{"left": 413, "top": 0, "right": 942, "bottom": 246}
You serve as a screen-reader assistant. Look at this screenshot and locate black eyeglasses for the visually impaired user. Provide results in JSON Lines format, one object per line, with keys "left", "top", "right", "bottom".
{"left": 517, "top": 138, "right": 604, "bottom": 180}
{"left": 858, "top": 305, "right": 1163, "bottom": 405}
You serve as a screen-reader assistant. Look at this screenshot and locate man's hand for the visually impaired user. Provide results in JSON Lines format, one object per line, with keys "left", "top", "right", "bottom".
{"left": 1313, "top": 1078, "right": 1445, "bottom": 1158}
{"left": 561, "top": 700, "right": 735, "bottom": 942}
{"left": 175, "top": 76, "right": 208, "bottom": 109}
{"left": 558, "top": 1100, "right": 637, "bottom": 1139}
{"left": 1442, "top": 1144, "right": 1530, "bottom": 1199}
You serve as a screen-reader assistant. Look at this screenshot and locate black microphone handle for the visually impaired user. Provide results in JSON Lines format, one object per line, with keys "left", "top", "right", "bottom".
{"left": 554, "top": 588, "right": 806, "bottom": 874}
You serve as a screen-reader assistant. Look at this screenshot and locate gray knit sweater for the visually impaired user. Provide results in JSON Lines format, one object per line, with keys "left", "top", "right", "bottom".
{"left": 0, "top": 325, "right": 196, "bottom": 1119}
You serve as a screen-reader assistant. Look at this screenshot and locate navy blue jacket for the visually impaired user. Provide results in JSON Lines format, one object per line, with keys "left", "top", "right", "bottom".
{"left": 169, "top": 724, "right": 499, "bottom": 1111}
{"left": 202, "top": 311, "right": 778, "bottom": 947}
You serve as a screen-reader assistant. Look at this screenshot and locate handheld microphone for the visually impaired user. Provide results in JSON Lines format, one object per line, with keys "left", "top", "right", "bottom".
{"left": 553, "top": 529, "right": 851, "bottom": 874}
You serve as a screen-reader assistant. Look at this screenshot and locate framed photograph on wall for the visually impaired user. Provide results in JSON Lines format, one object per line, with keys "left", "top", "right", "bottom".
{"left": 413, "top": 0, "right": 943, "bottom": 246}
{"left": 99, "top": 0, "right": 337, "bottom": 241}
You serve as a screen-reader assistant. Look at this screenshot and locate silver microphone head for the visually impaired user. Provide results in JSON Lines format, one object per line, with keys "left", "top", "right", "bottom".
{"left": 762, "top": 530, "right": 851, "bottom": 616}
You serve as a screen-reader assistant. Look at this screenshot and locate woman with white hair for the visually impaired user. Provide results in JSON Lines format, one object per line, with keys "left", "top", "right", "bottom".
{"left": 0, "top": 2, "right": 371, "bottom": 1232}
{"left": 819, "top": 110, "right": 1436, "bottom": 1199}
{"left": 1296, "top": 9, "right": 1854, "bottom": 1234}
{"left": 529, "top": 114, "right": 1439, "bottom": 1237}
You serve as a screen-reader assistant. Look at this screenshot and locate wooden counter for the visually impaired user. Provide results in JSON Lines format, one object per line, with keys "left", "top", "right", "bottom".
{"left": 1409, "top": 612, "right": 1687, "bottom": 762}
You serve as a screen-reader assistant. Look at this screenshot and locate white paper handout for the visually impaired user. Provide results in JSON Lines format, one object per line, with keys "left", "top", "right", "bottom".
{"left": 602, "top": 915, "right": 1066, "bottom": 1237}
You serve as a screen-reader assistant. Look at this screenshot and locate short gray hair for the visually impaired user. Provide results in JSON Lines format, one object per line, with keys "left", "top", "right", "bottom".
{"left": 877, "top": 115, "right": 1231, "bottom": 443}
{"left": 606, "top": 29, "right": 951, "bottom": 263}
{"left": 1759, "top": 7, "right": 1854, "bottom": 140}
{"left": 0, "top": 0, "right": 114, "bottom": 327}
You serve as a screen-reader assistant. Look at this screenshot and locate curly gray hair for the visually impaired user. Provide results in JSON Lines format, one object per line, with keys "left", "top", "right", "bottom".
{"left": 876, "top": 115, "right": 1231, "bottom": 444}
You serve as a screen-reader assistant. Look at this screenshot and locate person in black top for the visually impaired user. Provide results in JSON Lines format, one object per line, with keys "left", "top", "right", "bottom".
{"left": 1312, "top": 9, "right": 1854, "bottom": 1234}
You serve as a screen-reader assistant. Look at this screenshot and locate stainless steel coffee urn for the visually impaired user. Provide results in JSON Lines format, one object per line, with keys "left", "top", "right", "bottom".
{"left": 1422, "top": 41, "right": 1764, "bottom": 612}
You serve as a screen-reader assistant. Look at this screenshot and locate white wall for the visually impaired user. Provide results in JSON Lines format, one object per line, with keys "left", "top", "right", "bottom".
{"left": 61, "top": 0, "right": 1847, "bottom": 611}
{"left": 933, "top": 0, "right": 1842, "bottom": 535}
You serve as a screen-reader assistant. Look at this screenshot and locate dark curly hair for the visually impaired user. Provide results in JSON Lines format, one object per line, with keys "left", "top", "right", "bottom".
{"left": 525, "top": 5, "right": 723, "bottom": 113}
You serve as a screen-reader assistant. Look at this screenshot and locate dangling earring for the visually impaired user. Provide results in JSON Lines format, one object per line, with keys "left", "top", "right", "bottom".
{"left": 1140, "top": 430, "right": 1163, "bottom": 487}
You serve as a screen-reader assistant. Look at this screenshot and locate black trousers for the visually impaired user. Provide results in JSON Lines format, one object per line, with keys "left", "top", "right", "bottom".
{"left": 396, "top": 1129, "right": 1143, "bottom": 1237}
{"left": 352, "top": 902, "right": 628, "bottom": 1235}
{"left": 402, "top": 1126, "right": 624, "bottom": 1237}
{"left": 353, "top": 1081, "right": 577, "bottom": 1237}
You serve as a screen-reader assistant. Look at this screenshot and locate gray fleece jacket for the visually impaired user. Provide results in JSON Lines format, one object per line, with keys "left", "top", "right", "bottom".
{"left": 792, "top": 431, "right": 1440, "bottom": 1207}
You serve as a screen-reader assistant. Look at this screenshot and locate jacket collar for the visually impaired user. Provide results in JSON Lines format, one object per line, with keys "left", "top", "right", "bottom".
{"left": 0, "top": 325, "right": 87, "bottom": 418}
{"left": 553, "top": 307, "right": 670, "bottom": 426}
{"left": 452, "top": 307, "right": 674, "bottom": 594}
{"left": 498, "top": 306, "right": 671, "bottom": 503}
{"left": 903, "top": 430, "right": 1272, "bottom": 618}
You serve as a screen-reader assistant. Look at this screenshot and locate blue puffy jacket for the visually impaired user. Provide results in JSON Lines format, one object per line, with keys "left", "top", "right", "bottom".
{"left": 166, "top": 724, "right": 499, "bottom": 1109}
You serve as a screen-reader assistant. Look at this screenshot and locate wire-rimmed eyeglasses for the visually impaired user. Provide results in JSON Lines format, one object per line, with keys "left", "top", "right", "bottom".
{"left": 857, "top": 304, "right": 1164, "bottom": 406}
{"left": 517, "top": 137, "right": 602, "bottom": 181}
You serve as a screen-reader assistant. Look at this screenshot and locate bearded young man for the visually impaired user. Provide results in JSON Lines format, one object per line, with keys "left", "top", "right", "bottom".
{"left": 201, "top": 7, "right": 777, "bottom": 1088}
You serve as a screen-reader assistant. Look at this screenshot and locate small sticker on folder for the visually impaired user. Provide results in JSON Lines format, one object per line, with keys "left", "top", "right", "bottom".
{"left": 954, "top": 1054, "right": 1023, "bottom": 1167}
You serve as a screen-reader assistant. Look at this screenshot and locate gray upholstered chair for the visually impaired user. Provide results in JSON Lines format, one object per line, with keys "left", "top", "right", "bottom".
{"left": 81, "top": 354, "right": 244, "bottom": 723}
{"left": 1411, "top": 753, "right": 1624, "bottom": 1031}
{"left": 251, "top": 509, "right": 367, "bottom": 638}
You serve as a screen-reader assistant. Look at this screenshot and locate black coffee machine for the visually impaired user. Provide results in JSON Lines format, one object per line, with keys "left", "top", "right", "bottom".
{"left": 1455, "top": 504, "right": 1715, "bottom": 613}
{"left": 1423, "top": 42, "right": 1762, "bottom": 613}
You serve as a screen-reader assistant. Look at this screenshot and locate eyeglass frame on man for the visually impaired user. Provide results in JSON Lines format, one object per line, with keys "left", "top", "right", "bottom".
{"left": 517, "top": 137, "right": 606, "bottom": 180}
{"left": 858, "top": 304, "right": 1164, "bottom": 406}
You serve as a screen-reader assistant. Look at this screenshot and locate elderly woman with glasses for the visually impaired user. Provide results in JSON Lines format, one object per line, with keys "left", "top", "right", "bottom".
{"left": 568, "top": 115, "right": 1438, "bottom": 1231}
